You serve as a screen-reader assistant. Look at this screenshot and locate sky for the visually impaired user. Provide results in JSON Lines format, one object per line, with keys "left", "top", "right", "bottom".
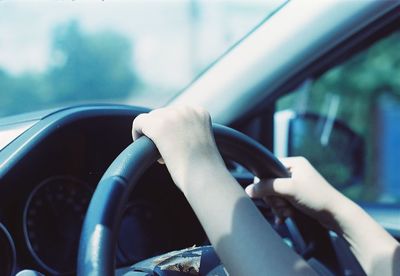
{"left": 0, "top": 0, "right": 284, "bottom": 94}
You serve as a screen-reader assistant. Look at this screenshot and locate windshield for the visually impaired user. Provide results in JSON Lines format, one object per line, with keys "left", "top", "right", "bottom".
{"left": 0, "top": 0, "right": 286, "bottom": 119}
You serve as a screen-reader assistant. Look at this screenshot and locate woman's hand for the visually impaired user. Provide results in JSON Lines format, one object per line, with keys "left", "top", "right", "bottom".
{"left": 132, "top": 107, "right": 314, "bottom": 275}
{"left": 245, "top": 156, "right": 347, "bottom": 230}
{"left": 132, "top": 106, "right": 225, "bottom": 194}
{"left": 246, "top": 156, "right": 400, "bottom": 276}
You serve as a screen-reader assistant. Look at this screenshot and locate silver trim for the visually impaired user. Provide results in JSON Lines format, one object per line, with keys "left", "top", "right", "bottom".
{"left": 172, "top": 1, "right": 398, "bottom": 124}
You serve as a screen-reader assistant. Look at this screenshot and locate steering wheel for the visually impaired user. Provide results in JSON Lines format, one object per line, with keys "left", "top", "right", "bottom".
{"left": 77, "top": 124, "right": 336, "bottom": 275}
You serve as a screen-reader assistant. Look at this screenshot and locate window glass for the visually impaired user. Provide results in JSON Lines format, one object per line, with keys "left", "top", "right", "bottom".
{"left": 0, "top": 0, "right": 286, "bottom": 118}
{"left": 276, "top": 30, "right": 400, "bottom": 204}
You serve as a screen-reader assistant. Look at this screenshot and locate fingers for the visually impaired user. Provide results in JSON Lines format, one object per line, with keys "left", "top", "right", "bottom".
{"left": 132, "top": 113, "right": 149, "bottom": 141}
{"left": 257, "top": 195, "right": 293, "bottom": 225}
{"left": 157, "top": 158, "right": 165, "bottom": 164}
{"left": 246, "top": 178, "right": 294, "bottom": 223}
{"left": 270, "top": 196, "right": 293, "bottom": 221}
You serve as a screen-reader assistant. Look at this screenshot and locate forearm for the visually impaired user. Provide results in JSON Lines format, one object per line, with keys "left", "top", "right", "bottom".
{"left": 331, "top": 196, "right": 400, "bottom": 276}
{"left": 180, "top": 157, "right": 315, "bottom": 276}
{"left": 132, "top": 108, "right": 316, "bottom": 274}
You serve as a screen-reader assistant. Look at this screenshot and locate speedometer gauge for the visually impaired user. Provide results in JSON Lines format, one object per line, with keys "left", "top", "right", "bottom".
{"left": 0, "top": 223, "right": 16, "bottom": 276}
{"left": 23, "top": 176, "right": 92, "bottom": 275}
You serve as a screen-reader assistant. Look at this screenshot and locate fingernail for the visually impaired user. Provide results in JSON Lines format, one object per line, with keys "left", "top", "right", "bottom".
{"left": 245, "top": 185, "right": 253, "bottom": 195}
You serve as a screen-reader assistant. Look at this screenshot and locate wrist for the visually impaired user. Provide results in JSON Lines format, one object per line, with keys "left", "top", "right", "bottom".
{"left": 173, "top": 143, "right": 229, "bottom": 195}
{"left": 322, "top": 191, "right": 355, "bottom": 233}
{"left": 179, "top": 149, "right": 229, "bottom": 197}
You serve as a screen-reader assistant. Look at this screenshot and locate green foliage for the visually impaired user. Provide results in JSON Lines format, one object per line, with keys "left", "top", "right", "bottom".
{"left": 49, "top": 21, "right": 136, "bottom": 102}
{"left": 277, "top": 30, "right": 400, "bottom": 202}
{"left": 0, "top": 70, "right": 49, "bottom": 115}
{"left": 279, "top": 31, "right": 400, "bottom": 136}
{"left": 0, "top": 21, "right": 137, "bottom": 118}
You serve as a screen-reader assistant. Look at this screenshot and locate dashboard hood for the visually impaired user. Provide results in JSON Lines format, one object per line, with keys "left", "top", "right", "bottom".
{"left": 0, "top": 110, "right": 52, "bottom": 151}
{"left": 0, "top": 105, "right": 135, "bottom": 151}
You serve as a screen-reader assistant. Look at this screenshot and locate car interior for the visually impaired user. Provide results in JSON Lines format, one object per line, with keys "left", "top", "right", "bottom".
{"left": 0, "top": 1, "right": 399, "bottom": 275}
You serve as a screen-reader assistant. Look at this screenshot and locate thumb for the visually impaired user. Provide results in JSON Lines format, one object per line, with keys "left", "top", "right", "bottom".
{"left": 245, "top": 178, "right": 293, "bottom": 199}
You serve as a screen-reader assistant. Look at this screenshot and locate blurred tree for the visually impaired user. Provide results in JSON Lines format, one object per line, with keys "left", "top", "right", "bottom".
{"left": 0, "top": 21, "right": 137, "bottom": 118}
{"left": 279, "top": 31, "right": 400, "bottom": 137}
{"left": 48, "top": 21, "right": 137, "bottom": 103}
{"left": 310, "top": 31, "right": 400, "bottom": 136}
{"left": 0, "top": 70, "right": 46, "bottom": 117}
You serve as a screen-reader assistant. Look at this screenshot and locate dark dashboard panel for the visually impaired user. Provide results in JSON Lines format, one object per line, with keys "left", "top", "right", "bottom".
{"left": 0, "top": 105, "right": 206, "bottom": 275}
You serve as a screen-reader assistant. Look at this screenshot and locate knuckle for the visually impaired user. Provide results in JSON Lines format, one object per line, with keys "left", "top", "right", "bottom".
{"left": 290, "top": 156, "right": 309, "bottom": 166}
{"left": 132, "top": 113, "right": 146, "bottom": 127}
{"left": 192, "top": 105, "right": 210, "bottom": 118}
{"left": 298, "top": 156, "right": 308, "bottom": 163}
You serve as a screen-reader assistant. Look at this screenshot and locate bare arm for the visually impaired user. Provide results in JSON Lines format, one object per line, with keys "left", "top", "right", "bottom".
{"left": 132, "top": 106, "right": 315, "bottom": 275}
{"left": 332, "top": 196, "right": 399, "bottom": 275}
{"left": 246, "top": 157, "right": 400, "bottom": 276}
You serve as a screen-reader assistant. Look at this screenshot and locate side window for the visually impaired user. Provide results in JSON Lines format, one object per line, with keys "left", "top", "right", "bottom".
{"left": 275, "top": 30, "right": 400, "bottom": 204}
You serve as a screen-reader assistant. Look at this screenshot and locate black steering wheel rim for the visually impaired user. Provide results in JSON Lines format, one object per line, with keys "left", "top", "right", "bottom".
{"left": 77, "top": 124, "right": 332, "bottom": 275}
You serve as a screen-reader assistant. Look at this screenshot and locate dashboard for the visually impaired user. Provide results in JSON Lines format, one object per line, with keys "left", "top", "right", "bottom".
{"left": 0, "top": 105, "right": 207, "bottom": 275}
{"left": 0, "top": 104, "right": 388, "bottom": 276}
